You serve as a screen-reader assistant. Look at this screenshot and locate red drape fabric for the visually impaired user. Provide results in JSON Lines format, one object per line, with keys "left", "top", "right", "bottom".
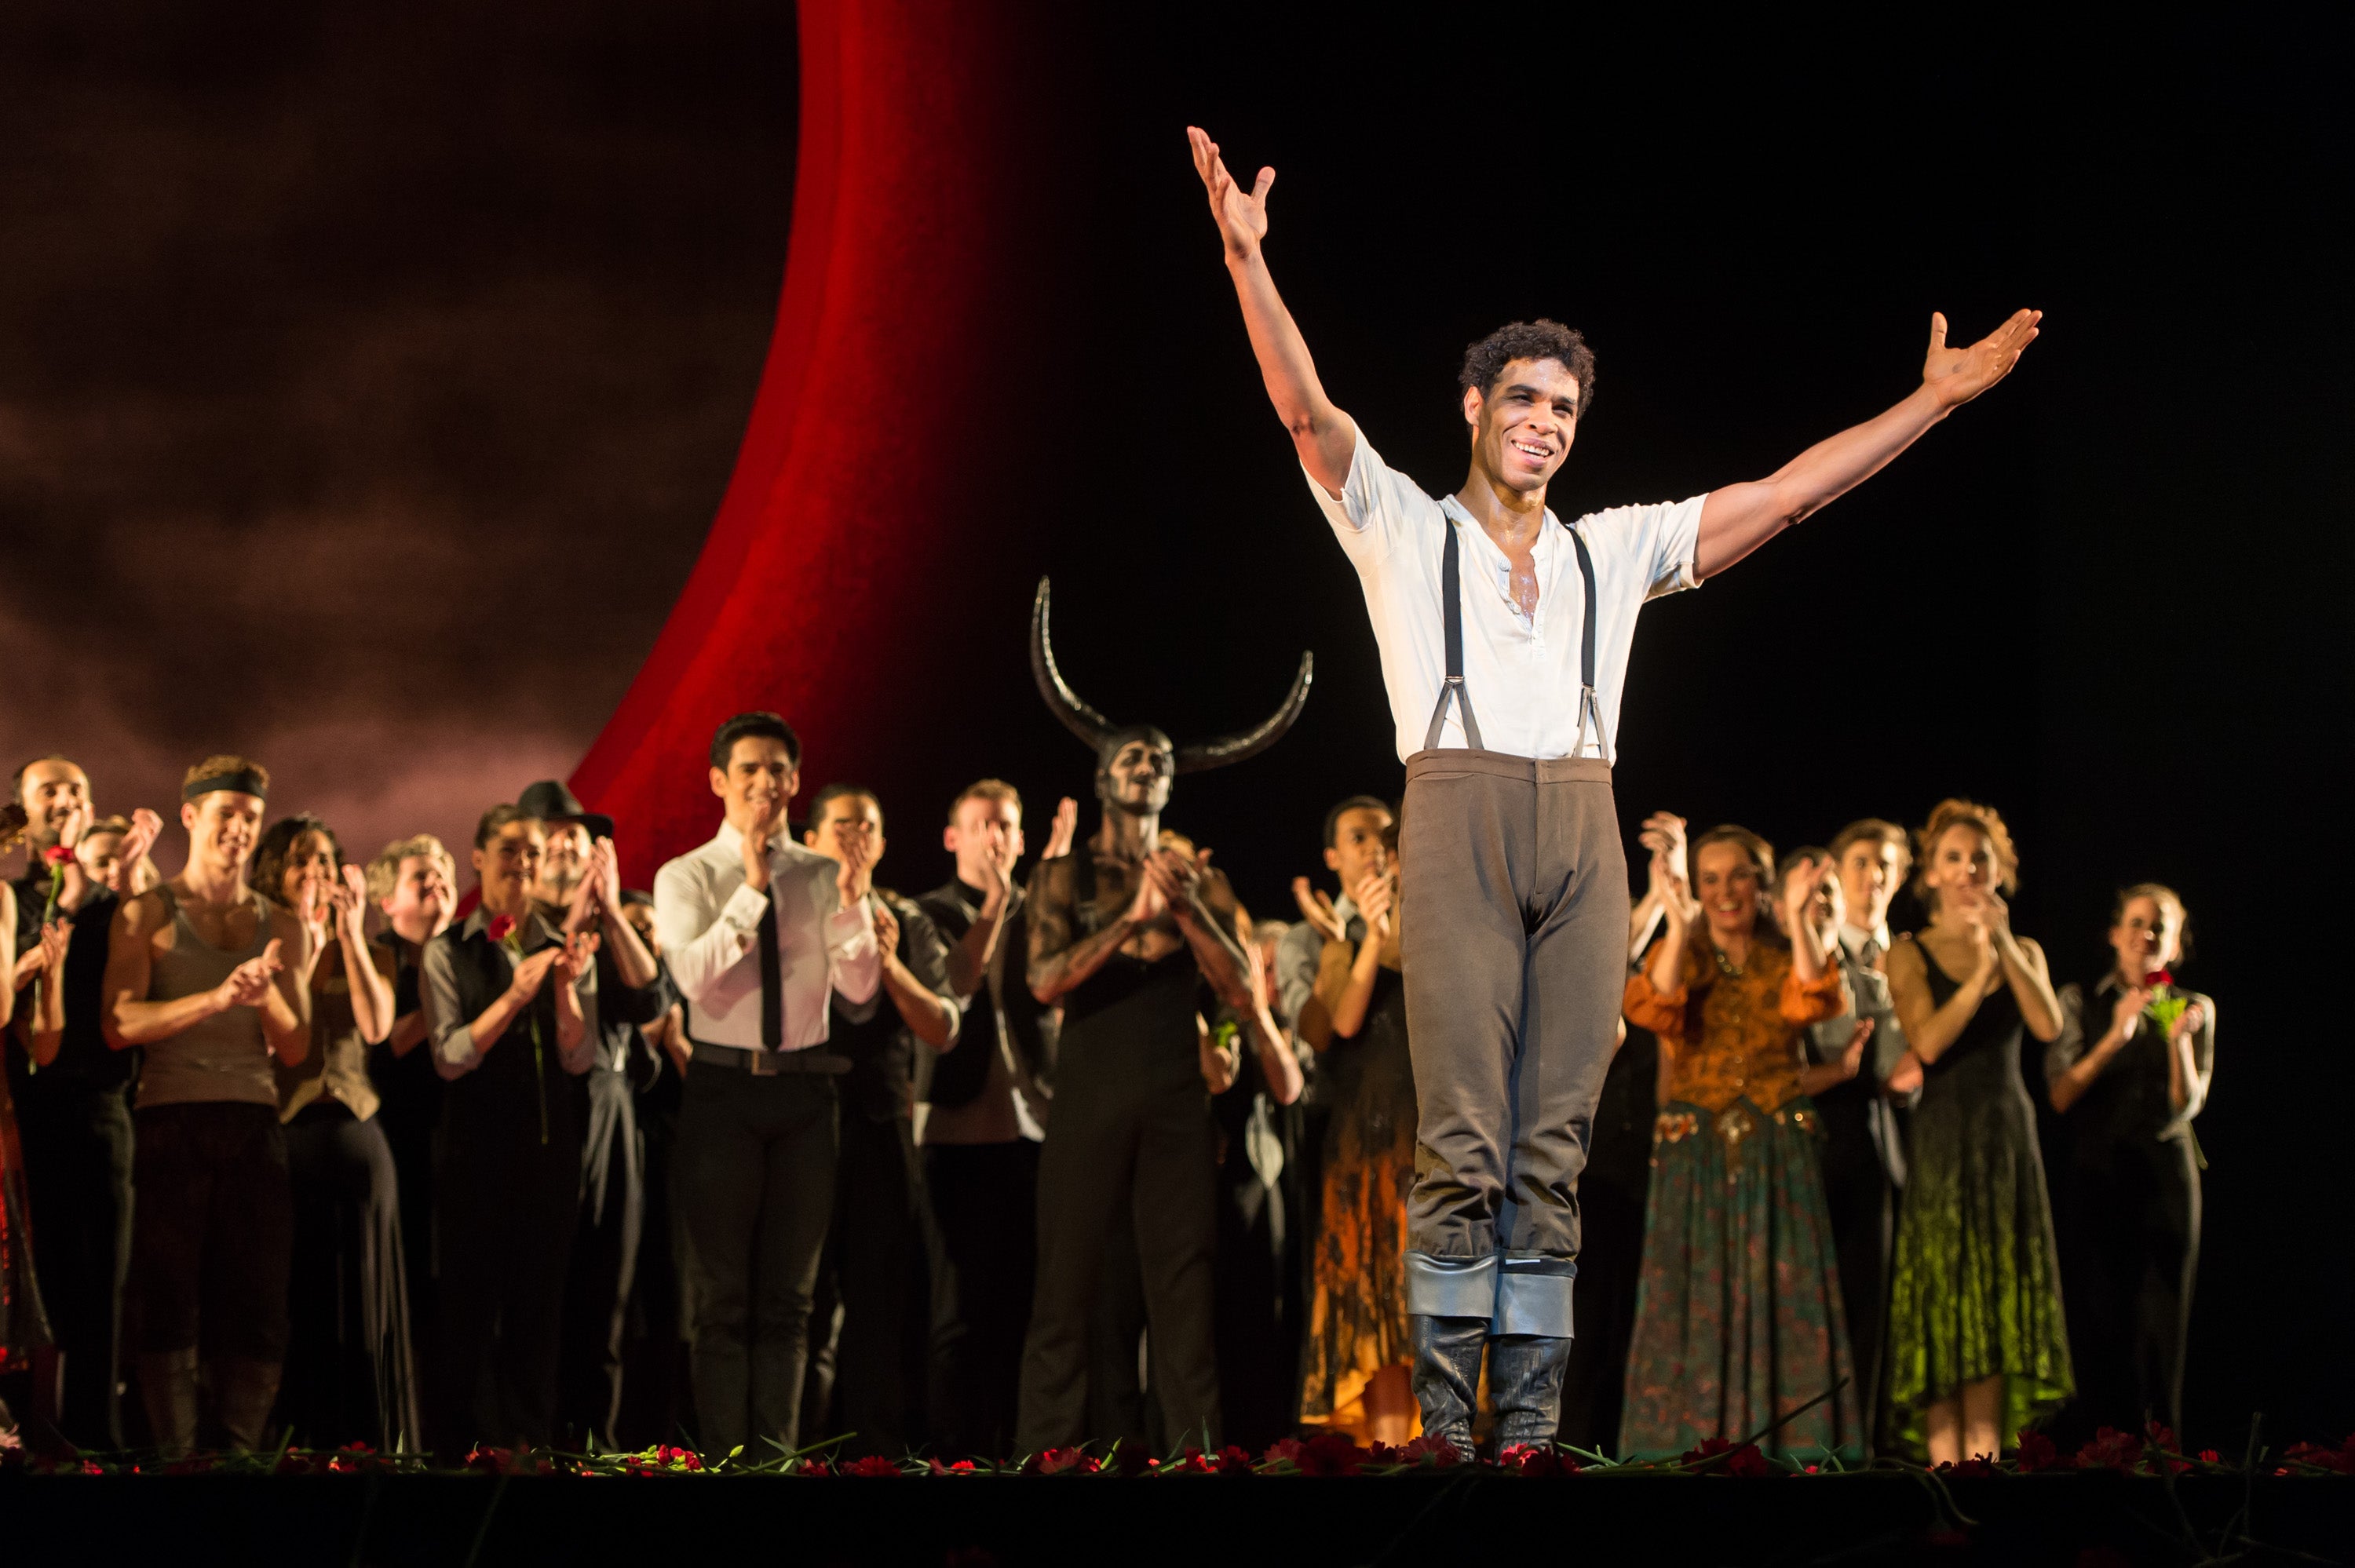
{"left": 568, "top": 0, "right": 1009, "bottom": 888}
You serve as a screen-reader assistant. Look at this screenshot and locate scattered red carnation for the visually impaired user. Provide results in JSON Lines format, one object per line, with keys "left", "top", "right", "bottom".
{"left": 2283, "top": 1435, "right": 2355, "bottom": 1475}
{"left": 2075, "top": 1427, "right": 2142, "bottom": 1474}
{"left": 1681, "top": 1437, "right": 1769, "bottom": 1476}
{"left": 1499, "top": 1443, "right": 1579, "bottom": 1477}
{"left": 2013, "top": 1430, "right": 2065, "bottom": 1471}
{"left": 842, "top": 1454, "right": 902, "bottom": 1477}
{"left": 1023, "top": 1446, "right": 1098, "bottom": 1475}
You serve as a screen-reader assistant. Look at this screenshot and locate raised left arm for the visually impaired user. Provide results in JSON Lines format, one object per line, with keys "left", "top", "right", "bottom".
{"left": 1695, "top": 310, "right": 2042, "bottom": 579}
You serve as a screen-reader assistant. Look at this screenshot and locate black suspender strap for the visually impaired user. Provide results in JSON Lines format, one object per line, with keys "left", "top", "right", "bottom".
{"left": 1423, "top": 517, "right": 1484, "bottom": 752}
{"left": 1568, "top": 526, "right": 1609, "bottom": 764}
{"left": 1422, "top": 509, "right": 1608, "bottom": 763}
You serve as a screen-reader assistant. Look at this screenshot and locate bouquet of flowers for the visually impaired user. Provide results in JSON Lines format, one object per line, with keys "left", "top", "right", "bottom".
{"left": 488, "top": 913, "right": 549, "bottom": 1145}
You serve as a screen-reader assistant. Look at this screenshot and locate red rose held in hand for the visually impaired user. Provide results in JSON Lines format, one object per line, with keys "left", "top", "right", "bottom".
{"left": 42, "top": 845, "right": 72, "bottom": 866}
{"left": 487, "top": 913, "right": 517, "bottom": 944}
{"left": 2144, "top": 967, "right": 2173, "bottom": 989}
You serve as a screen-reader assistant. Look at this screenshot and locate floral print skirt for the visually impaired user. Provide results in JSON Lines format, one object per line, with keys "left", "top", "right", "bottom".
{"left": 1618, "top": 1096, "right": 1861, "bottom": 1461}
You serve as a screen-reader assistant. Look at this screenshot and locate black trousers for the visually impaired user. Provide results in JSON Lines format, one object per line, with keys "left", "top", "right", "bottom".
{"left": 560, "top": 1074, "right": 642, "bottom": 1449}
{"left": 616, "top": 1089, "right": 688, "bottom": 1449}
{"left": 1018, "top": 1079, "right": 1221, "bottom": 1452}
{"left": 804, "top": 1111, "right": 929, "bottom": 1455}
{"left": 16, "top": 1079, "right": 133, "bottom": 1449}
{"left": 129, "top": 1103, "right": 291, "bottom": 1362}
{"left": 433, "top": 1143, "right": 576, "bottom": 1454}
{"left": 279, "top": 1105, "right": 419, "bottom": 1451}
{"left": 926, "top": 1138, "right": 1037, "bottom": 1458}
{"left": 1814, "top": 1092, "right": 1897, "bottom": 1451}
{"left": 674, "top": 1063, "right": 837, "bottom": 1457}
{"left": 2065, "top": 1137, "right": 2200, "bottom": 1435}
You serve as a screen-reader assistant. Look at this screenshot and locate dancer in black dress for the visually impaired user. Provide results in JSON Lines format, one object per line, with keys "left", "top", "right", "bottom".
{"left": 2046, "top": 883, "right": 2212, "bottom": 1438}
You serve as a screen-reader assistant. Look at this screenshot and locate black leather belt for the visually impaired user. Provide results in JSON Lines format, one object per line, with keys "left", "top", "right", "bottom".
{"left": 690, "top": 1041, "right": 849, "bottom": 1077}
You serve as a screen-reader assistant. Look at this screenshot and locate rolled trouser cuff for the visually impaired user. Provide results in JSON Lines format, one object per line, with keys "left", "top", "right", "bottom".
{"left": 1404, "top": 1251, "right": 1499, "bottom": 1318}
{"left": 1492, "top": 1253, "right": 1576, "bottom": 1338}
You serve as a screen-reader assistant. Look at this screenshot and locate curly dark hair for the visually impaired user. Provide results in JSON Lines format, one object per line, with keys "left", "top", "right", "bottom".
{"left": 1458, "top": 319, "right": 1596, "bottom": 416}
{"left": 253, "top": 812, "right": 341, "bottom": 909}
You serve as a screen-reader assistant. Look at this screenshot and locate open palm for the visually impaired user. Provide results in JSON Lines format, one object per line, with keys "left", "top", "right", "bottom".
{"left": 1922, "top": 308, "right": 2042, "bottom": 407}
{"left": 1186, "top": 126, "right": 1272, "bottom": 261}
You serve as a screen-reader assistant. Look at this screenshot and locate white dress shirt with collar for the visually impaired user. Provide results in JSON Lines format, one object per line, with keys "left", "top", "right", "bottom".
{"left": 652, "top": 820, "right": 881, "bottom": 1052}
{"left": 1305, "top": 427, "right": 1706, "bottom": 764}
{"left": 1839, "top": 921, "right": 1893, "bottom": 963}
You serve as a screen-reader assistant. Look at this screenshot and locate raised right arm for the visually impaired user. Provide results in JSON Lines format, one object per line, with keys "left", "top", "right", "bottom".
{"left": 1187, "top": 127, "right": 1356, "bottom": 494}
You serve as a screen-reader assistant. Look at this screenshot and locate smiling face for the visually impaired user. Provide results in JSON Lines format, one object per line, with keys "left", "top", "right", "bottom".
{"left": 710, "top": 735, "right": 798, "bottom": 833}
{"left": 473, "top": 818, "right": 545, "bottom": 914}
{"left": 535, "top": 819, "right": 594, "bottom": 904}
{"left": 77, "top": 827, "right": 127, "bottom": 892}
{"left": 1693, "top": 840, "right": 1763, "bottom": 940}
{"left": 1922, "top": 824, "right": 1998, "bottom": 908}
{"left": 181, "top": 789, "right": 265, "bottom": 880}
{"left": 1464, "top": 356, "right": 1581, "bottom": 495}
{"left": 277, "top": 828, "right": 338, "bottom": 913}
{"left": 1097, "top": 734, "right": 1174, "bottom": 818}
{"left": 19, "top": 758, "right": 91, "bottom": 848}
{"left": 381, "top": 851, "right": 455, "bottom": 938}
{"left": 2109, "top": 893, "right": 2182, "bottom": 981}
{"left": 1838, "top": 837, "right": 1906, "bottom": 935}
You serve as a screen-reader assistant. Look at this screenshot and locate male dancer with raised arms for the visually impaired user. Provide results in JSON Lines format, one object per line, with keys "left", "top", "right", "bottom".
{"left": 1187, "top": 125, "right": 2040, "bottom": 1453}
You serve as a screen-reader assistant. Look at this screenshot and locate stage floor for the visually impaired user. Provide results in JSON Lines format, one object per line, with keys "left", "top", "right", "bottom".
{"left": 5, "top": 1468, "right": 2351, "bottom": 1566}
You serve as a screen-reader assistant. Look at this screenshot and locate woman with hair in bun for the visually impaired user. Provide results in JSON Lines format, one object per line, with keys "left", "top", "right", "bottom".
{"left": 1618, "top": 823, "right": 1863, "bottom": 1460}
{"left": 2046, "top": 884, "right": 2213, "bottom": 1439}
{"left": 1883, "top": 798, "right": 2071, "bottom": 1463}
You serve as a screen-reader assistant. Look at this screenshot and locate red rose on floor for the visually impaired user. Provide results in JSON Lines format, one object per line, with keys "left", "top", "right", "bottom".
{"left": 41, "top": 845, "right": 71, "bottom": 866}
{"left": 2197, "top": 1449, "right": 2220, "bottom": 1464}
{"left": 2284, "top": 1436, "right": 2355, "bottom": 1475}
{"left": 1024, "top": 1447, "right": 1094, "bottom": 1475}
{"left": 842, "top": 1455, "right": 902, "bottom": 1477}
{"left": 1681, "top": 1436, "right": 1768, "bottom": 1475}
{"left": 2013, "top": 1430, "right": 2064, "bottom": 1471}
{"left": 1214, "top": 1445, "right": 1254, "bottom": 1475}
{"left": 487, "top": 913, "right": 517, "bottom": 944}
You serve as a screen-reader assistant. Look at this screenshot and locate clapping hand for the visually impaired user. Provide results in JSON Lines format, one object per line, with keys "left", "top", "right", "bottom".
{"left": 329, "top": 863, "right": 370, "bottom": 939}
{"left": 830, "top": 819, "right": 878, "bottom": 906}
{"left": 217, "top": 939, "right": 286, "bottom": 1009}
{"left": 872, "top": 897, "right": 901, "bottom": 958}
{"left": 2171, "top": 1001, "right": 2206, "bottom": 1044}
{"left": 1042, "top": 797, "right": 1079, "bottom": 862}
{"left": 552, "top": 930, "right": 601, "bottom": 988}
{"left": 1653, "top": 851, "right": 1700, "bottom": 928}
{"left": 1922, "top": 309, "right": 2043, "bottom": 410}
{"left": 506, "top": 946, "right": 564, "bottom": 1001}
{"left": 1353, "top": 870, "right": 1396, "bottom": 941}
{"left": 1638, "top": 811, "right": 1688, "bottom": 873}
{"left": 2109, "top": 983, "right": 2152, "bottom": 1042}
{"left": 1837, "top": 1017, "right": 1875, "bottom": 1084}
{"left": 1291, "top": 877, "right": 1345, "bottom": 945}
{"left": 119, "top": 808, "right": 163, "bottom": 876}
{"left": 1885, "top": 1048, "right": 1923, "bottom": 1097}
{"left": 1779, "top": 851, "right": 1834, "bottom": 934}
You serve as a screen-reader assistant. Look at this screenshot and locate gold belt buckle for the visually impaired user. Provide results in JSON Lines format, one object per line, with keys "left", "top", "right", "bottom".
{"left": 748, "top": 1049, "right": 779, "bottom": 1077}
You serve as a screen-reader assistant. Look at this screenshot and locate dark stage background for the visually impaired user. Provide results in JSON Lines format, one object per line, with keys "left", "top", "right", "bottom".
{"left": 2, "top": 5, "right": 2347, "bottom": 1446}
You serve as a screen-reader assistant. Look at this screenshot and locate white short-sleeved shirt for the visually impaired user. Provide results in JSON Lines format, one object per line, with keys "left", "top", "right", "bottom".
{"left": 1307, "top": 428, "right": 1706, "bottom": 764}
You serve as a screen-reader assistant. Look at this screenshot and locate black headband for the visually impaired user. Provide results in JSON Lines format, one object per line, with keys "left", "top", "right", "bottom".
{"left": 182, "top": 769, "right": 268, "bottom": 803}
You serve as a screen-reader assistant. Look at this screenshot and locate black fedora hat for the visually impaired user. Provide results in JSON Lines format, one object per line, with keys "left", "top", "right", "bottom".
{"left": 517, "top": 779, "right": 615, "bottom": 841}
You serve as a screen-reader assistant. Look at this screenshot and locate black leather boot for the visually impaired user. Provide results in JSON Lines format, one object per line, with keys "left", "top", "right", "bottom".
{"left": 1408, "top": 1315, "right": 1487, "bottom": 1460}
{"left": 138, "top": 1349, "right": 200, "bottom": 1457}
{"left": 1487, "top": 1334, "right": 1574, "bottom": 1453}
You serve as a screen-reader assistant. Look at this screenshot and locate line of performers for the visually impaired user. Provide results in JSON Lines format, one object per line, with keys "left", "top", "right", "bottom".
{"left": 1, "top": 721, "right": 2211, "bottom": 1467}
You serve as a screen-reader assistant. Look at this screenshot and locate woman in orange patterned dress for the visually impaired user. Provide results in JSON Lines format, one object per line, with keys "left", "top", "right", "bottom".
{"left": 1619, "top": 824, "right": 1864, "bottom": 1460}
{"left": 1294, "top": 832, "right": 1417, "bottom": 1444}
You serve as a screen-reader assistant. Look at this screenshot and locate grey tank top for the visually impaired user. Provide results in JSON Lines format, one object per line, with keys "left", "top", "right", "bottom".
{"left": 140, "top": 889, "right": 281, "bottom": 1109}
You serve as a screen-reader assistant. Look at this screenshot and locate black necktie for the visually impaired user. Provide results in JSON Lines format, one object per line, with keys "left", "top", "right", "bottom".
{"left": 757, "top": 874, "right": 783, "bottom": 1049}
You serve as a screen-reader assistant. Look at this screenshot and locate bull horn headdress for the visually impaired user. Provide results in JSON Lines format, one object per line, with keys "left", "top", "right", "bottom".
{"left": 1031, "top": 577, "right": 1312, "bottom": 774}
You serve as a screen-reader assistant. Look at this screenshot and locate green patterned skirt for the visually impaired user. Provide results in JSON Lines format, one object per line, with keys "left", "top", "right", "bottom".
{"left": 1618, "top": 1097, "right": 1863, "bottom": 1462}
{"left": 1885, "top": 1065, "right": 2072, "bottom": 1456}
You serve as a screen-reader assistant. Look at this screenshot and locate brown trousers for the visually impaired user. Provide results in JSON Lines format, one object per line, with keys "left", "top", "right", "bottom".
{"left": 1399, "top": 750, "right": 1628, "bottom": 1273}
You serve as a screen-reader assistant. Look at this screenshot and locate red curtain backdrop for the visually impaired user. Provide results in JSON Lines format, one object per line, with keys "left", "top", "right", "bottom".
{"left": 569, "top": 0, "right": 1011, "bottom": 888}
